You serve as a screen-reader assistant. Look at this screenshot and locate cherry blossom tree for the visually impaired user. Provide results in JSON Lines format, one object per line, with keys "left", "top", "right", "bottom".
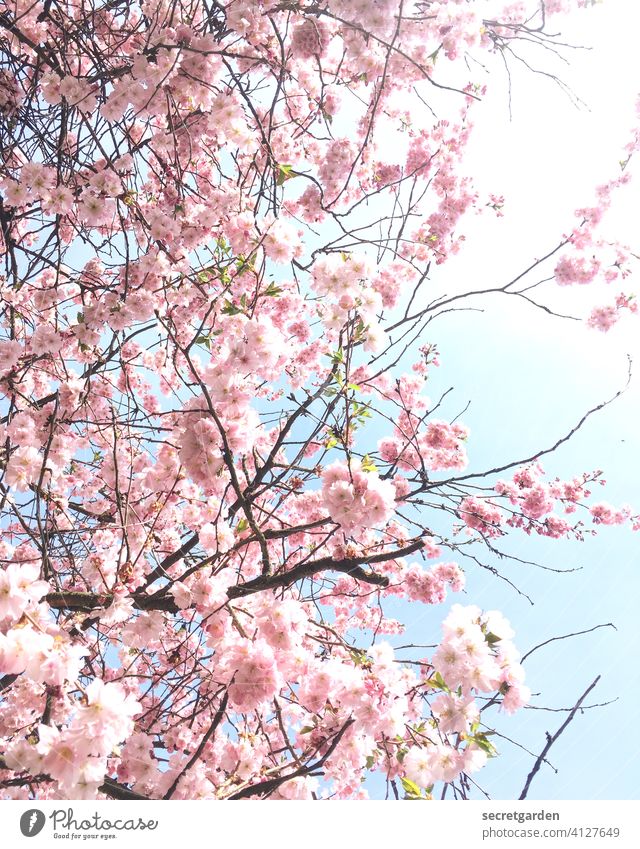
{"left": 0, "top": 0, "right": 638, "bottom": 801}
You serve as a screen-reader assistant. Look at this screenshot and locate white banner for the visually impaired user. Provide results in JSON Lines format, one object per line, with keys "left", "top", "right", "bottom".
{"left": 0, "top": 800, "right": 639, "bottom": 848}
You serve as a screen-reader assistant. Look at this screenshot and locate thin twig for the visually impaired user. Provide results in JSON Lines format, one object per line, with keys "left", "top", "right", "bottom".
{"left": 519, "top": 676, "right": 601, "bottom": 800}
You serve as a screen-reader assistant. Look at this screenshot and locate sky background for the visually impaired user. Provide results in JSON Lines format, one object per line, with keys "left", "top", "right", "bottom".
{"left": 366, "top": 0, "right": 640, "bottom": 800}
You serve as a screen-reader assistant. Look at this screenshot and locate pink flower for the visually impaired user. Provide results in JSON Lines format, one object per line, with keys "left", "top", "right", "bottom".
{"left": 587, "top": 305, "right": 618, "bottom": 332}
{"left": 291, "top": 19, "right": 331, "bottom": 58}
{"left": 501, "top": 682, "right": 531, "bottom": 714}
{"left": 403, "top": 742, "right": 464, "bottom": 787}
{"left": 0, "top": 562, "right": 49, "bottom": 623}
{"left": 42, "top": 185, "right": 74, "bottom": 215}
{"left": 321, "top": 461, "right": 396, "bottom": 532}
{"left": 0, "top": 626, "right": 52, "bottom": 674}
{"left": 432, "top": 693, "right": 479, "bottom": 734}
{"left": 403, "top": 745, "right": 435, "bottom": 788}
{"left": 37, "top": 724, "right": 95, "bottom": 788}
{"left": 428, "top": 743, "right": 464, "bottom": 783}
{"left": 80, "top": 679, "right": 140, "bottom": 746}
{"left": 554, "top": 255, "right": 600, "bottom": 286}
{"left": 459, "top": 496, "right": 504, "bottom": 538}
{"left": 224, "top": 639, "right": 281, "bottom": 711}
{"left": 0, "top": 339, "right": 22, "bottom": 374}
{"left": 4, "top": 446, "right": 44, "bottom": 492}
{"left": 1, "top": 178, "right": 30, "bottom": 207}
{"left": 171, "top": 583, "right": 192, "bottom": 610}
{"left": 589, "top": 501, "right": 630, "bottom": 525}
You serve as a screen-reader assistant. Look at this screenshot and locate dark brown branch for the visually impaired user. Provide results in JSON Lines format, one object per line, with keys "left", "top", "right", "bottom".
{"left": 100, "top": 777, "right": 150, "bottom": 801}
{"left": 43, "top": 539, "right": 425, "bottom": 611}
{"left": 519, "top": 675, "right": 601, "bottom": 800}
{"left": 45, "top": 591, "right": 179, "bottom": 614}
{"left": 521, "top": 623, "right": 617, "bottom": 663}
{"left": 226, "top": 538, "right": 425, "bottom": 599}
{"left": 0, "top": 674, "right": 18, "bottom": 693}
{"left": 144, "top": 533, "right": 201, "bottom": 586}
{"left": 435, "top": 358, "right": 632, "bottom": 488}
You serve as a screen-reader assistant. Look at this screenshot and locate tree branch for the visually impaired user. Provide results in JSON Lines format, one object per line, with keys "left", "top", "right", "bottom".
{"left": 43, "top": 539, "right": 425, "bottom": 611}
{"left": 227, "top": 717, "right": 355, "bottom": 799}
{"left": 226, "top": 539, "right": 425, "bottom": 599}
{"left": 519, "top": 675, "right": 601, "bottom": 800}
{"left": 163, "top": 692, "right": 229, "bottom": 800}
{"left": 521, "top": 623, "right": 617, "bottom": 663}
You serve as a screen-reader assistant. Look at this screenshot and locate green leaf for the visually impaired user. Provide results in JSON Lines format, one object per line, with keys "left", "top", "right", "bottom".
{"left": 469, "top": 733, "right": 498, "bottom": 757}
{"left": 401, "top": 777, "right": 421, "bottom": 795}
{"left": 352, "top": 403, "right": 372, "bottom": 421}
{"left": 236, "top": 253, "right": 257, "bottom": 276}
{"left": 424, "top": 671, "right": 449, "bottom": 692}
{"left": 276, "top": 163, "right": 298, "bottom": 186}
{"left": 195, "top": 335, "right": 211, "bottom": 350}
{"left": 221, "top": 299, "right": 243, "bottom": 316}
{"left": 401, "top": 777, "right": 424, "bottom": 799}
{"left": 264, "top": 283, "right": 283, "bottom": 297}
{"left": 361, "top": 455, "right": 377, "bottom": 473}
{"left": 350, "top": 649, "right": 370, "bottom": 667}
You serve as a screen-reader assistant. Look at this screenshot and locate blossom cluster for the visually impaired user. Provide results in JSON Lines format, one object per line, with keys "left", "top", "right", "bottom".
{"left": 322, "top": 461, "right": 397, "bottom": 533}
{"left": 404, "top": 604, "right": 529, "bottom": 790}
